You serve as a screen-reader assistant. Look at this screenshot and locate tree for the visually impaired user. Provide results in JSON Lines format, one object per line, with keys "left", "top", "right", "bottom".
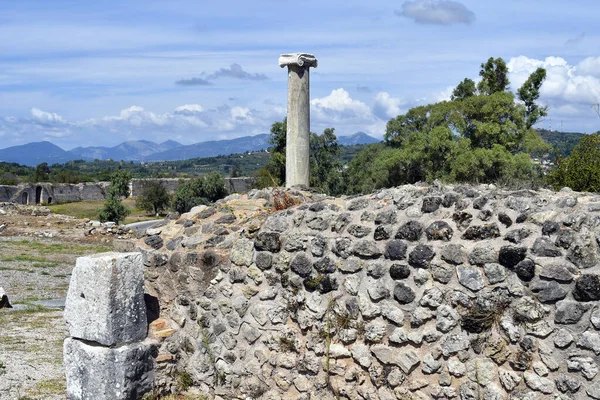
{"left": 256, "top": 119, "right": 343, "bottom": 194}
{"left": 310, "top": 128, "right": 344, "bottom": 195}
{"left": 172, "top": 172, "right": 228, "bottom": 214}
{"left": 33, "top": 163, "right": 50, "bottom": 182}
{"left": 477, "top": 57, "right": 510, "bottom": 95}
{"left": 172, "top": 178, "right": 208, "bottom": 214}
{"left": 110, "top": 169, "right": 132, "bottom": 198}
{"left": 0, "top": 172, "right": 19, "bottom": 185}
{"left": 260, "top": 119, "right": 287, "bottom": 186}
{"left": 230, "top": 165, "right": 243, "bottom": 178}
{"left": 518, "top": 67, "right": 548, "bottom": 129}
{"left": 451, "top": 78, "right": 477, "bottom": 101}
{"left": 548, "top": 133, "right": 600, "bottom": 192}
{"left": 346, "top": 56, "right": 550, "bottom": 193}
{"left": 136, "top": 181, "right": 170, "bottom": 215}
{"left": 99, "top": 186, "right": 130, "bottom": 224}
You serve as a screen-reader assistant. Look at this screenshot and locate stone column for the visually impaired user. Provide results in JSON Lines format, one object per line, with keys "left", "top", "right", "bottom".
{"left": 279, "top": 53, "right": 318, "bottom": 188}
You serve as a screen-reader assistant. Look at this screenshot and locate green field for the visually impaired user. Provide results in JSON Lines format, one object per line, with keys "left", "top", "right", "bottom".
{"left": 48, "top": 198, "right": 162, "bottom": 223}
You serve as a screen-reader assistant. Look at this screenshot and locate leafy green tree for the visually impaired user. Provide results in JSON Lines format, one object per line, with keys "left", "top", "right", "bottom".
{"left": 110, "top": 169, "right": 132, "bottom": 198}
{"left": 172, "top": 172, "right": 228, "bottom": 214}
{"left": 384, "top": 105, "right": 434, "bottom": 148}
{"left": 172, "top": 179, "right": 208, "bottom": 214}
{"left": 518, "top": 67, "right": 548, "bottom": 129}
{"left": 230, "top": 165, "right": 243, "bottom": 178}
{"left": 256, "top": 119, "right": 343, "bottom": 194}
{"left": 451, "top": 78, "right": 477, "bottom": 101}
{"left": 51, "top": 170, "right": 81, "bottom": 184}
{"left": 99, "top": 186, "right": 130, "bottom": 224}
{"left": 202, "top": 171, "right": 228, "bottom": 201}
{"left": 136, "top": 181, "right": 170, "bottom": 215}
{"left": 259, "top": 119, "right": 287, "bottom": 186}
{"left": 33, "top": 163, "right": 50, "bottom": 182}
{"left": 456, "top": 91, "right": 527, "bottom": 151}
{"left": 477, "top": 57, "right": 510, "bottom": 95}
{"left": 310, "top": 128, "right": 345, "bottom": 195}
{"left": 0, "top": 172, "right": 19, "bottom": 185}
{"left": 346, "top": 56, "right": 550, "bottom": 194}
{"left": 548, "top": 133, "right": 600, "bottom": 192}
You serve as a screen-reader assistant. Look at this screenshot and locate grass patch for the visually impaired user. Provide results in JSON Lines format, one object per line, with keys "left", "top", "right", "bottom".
{"left": 11, "top": 240, "right": 111, "bottom": 255}
{"left": 27, "top": 378, "right": 66, "bottom": 396}
{"left": 0, "top": 266, "right": 35, "bottom": 273}
{"left": 0, "top": 254, "right": 50, "bottom": 263}
{"left": 48, "top": 198, "right": 163, "bottom": 224}
{"left": 2, "top": 304, "right": 54, "bottom": 315}
{"left": 31, "top": 262, "right": 59, "bottom": 268}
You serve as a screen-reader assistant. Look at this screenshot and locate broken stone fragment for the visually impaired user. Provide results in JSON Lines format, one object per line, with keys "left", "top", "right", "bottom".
{"left": 64, "top": 337, "right": 155, "bottom": 400}
{"left": 0, "top": 286, "right": 11, "bottom": 308}
{"left": 64, "top": 252, "right": 147, "bottom": 346}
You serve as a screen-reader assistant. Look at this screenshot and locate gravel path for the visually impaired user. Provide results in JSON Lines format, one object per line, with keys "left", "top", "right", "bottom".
{"left": 0, "top": 221, "right": 113, "bottom": 399}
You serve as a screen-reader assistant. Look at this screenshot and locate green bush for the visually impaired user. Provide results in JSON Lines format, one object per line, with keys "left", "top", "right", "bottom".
{"left": 99, "top": 186, "right": 130, "bottom": 224}
{"left": 172, "top": 172, "right": 227, "bottom": 214}
{"left": 548, "top": 132, "right": 600, "bottom": 192}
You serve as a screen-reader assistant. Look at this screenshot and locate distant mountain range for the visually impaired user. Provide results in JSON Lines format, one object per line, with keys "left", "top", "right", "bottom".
{"left": 0, "top": 132, "right": 381, "bottom": 166}
{"left": 69, "top": 139, "right": 182, "bottom": 161}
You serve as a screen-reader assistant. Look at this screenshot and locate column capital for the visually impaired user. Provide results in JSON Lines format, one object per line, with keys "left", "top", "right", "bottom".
{"left": 279, "top": 53, "right": 318, "bottom": 69}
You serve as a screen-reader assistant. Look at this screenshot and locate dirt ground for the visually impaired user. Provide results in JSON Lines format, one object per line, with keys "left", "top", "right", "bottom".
{"left": 0, "top": 203, "right": 115, "bottom": 400}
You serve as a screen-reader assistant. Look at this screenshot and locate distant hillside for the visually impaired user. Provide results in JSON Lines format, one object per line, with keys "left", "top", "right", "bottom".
{"left": 338, "top": 132, "right": 380, "bottom": 146}
{"left": 69, "top": 139, "right": 182, "bottom": 161}
{"left": 538, "top": 129, "right": 586, "bottom": 157}
{"left": 145, "top": 134, "right": 271, "bottom": 161}
{"left": 0, "top": 141, "right": 72, "bottom": 166}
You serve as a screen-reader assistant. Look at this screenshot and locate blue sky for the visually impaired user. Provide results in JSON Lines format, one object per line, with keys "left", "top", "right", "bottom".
{"left": 1, "top": 0, "right": 599, "bottom": 150}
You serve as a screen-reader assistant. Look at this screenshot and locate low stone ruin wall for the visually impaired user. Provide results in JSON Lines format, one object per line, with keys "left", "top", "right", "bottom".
{"left": 81, "top": 183, "right": 600, "bottom": 399}
{"left": 0, "top": 182, "right": 109, "bottom": 204}
{"left": 1, "top": 177, "right": 254, "bottom": 206}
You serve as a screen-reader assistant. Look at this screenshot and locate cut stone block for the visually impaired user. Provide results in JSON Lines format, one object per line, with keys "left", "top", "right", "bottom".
{"left": 64, "top": 252, "right": 147, "bottom": 346}
{"left": 64, "top": 337, "right": 154, "bottom": 400}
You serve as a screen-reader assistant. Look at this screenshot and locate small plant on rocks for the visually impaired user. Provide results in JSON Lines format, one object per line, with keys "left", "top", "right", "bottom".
{"left": 273, "top": 190, "right": 300, "bottom": 211}
{"left": 278, "top": 336, "right": 298, "bottom": 353}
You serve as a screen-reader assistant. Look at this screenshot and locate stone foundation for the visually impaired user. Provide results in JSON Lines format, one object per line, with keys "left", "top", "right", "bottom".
{"left": 135, "top": 184, "right": 600, "bottom": 399}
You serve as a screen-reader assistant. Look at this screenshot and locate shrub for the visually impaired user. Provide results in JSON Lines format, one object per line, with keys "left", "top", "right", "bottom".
{"left": 99, "top": 186, "right": 130, "bottom": 224}
{"left": 172, "top": 172, "right": 227, "bottom": 214}
{"left": 548, "top": 132, "right": 600, "bottom": 192}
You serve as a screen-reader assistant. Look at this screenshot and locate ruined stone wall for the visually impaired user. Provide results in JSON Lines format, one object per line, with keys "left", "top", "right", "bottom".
{"left": 0, "top": 185, "right": 18, "bottom": 202}
{"left": 49, "top": 182, "right": 109, "bottom": 202}
{"left": 136, "top": 184, "right": 600, "bottom": 399}
{"left": 0, "top": 177, "right": 253, "bottom": 205}
{"left": 0, "top": 182, "right": 109, "bottom": 204}
{"left": 130, "top": 177, "right": 254, "bottom": 198}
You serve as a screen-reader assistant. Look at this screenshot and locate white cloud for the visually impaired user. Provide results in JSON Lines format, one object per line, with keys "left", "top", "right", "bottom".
{"left": 373, "top": 92, "right": 403, "bottom": 119}
{"left": 30, "top": 107, "right": 67, "bottom": 125}
{"left": 396, "top": 0, "right": 475, "bottom": 25}
{"left": 508, "top": 56, "right": 600, "bottom": 105}
{"left": 174, "top": 104, "right": 204, "bottom": 114}
{"left": 311, "top": 88, "right": 373, "bottom": 123}
{"left": 0, "top": 102, "right": 275, "bottom": 149}
{"left": 507, "top": 55, "right": 600, "bottom": 132}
